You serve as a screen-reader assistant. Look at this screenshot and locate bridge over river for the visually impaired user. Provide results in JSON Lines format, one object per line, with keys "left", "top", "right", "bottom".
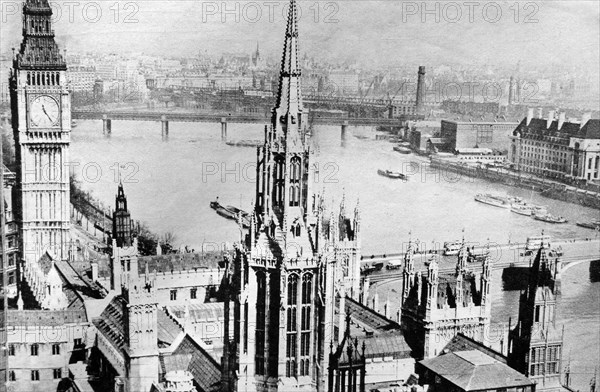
{"left": 71, "top": 109, "right": 402, "bottom": 139}
{"left": 362, "top": 238, "right": 600, "bottom": 284}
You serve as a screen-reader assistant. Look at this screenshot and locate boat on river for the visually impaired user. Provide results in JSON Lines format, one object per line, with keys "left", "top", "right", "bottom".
{"left": 378, "top": 169, "right": 407, "bottom": 180}
{"left": 225, "top": 139, "right": 262, "bottom": 148}
{"left": 576, "top": 220, "right": 600, "bottom": 230}
{"left": 393, "top": 146, "right": 412, "bottom": 154}
{"left": 474, "top": 193, "right": 510, "bottom": 209}
{"left": 510, "top": 203, "right": 533, "bottom": 216}
{"left": 533, "top": 213, "right": 568, "bottom": 224}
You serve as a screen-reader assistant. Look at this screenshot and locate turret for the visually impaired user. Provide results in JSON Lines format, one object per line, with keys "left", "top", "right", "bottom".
{"left": 425, "top": 257, "right": 439, "bottom": 317}
{"left": 113, "top": 182, "right": 133, "bottom": 248}
{"left": 123, "top": 280, "right": 159, "bottom": 392}
{"left": 352, "top": 200, "right": 360, "bottom": 243}
{"left": 401, "top": 236, "right": 415, "bottom": 305}
{"left": 480, "top": 242, "right": 492, "bottom": 308}
{"left": 456, "top": 234, "right": 468, "bottom": 276}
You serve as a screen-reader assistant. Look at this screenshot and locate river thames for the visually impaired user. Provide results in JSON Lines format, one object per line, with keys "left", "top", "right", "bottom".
{"left": 70, "top": 119, "right": 599, "bottom": 390}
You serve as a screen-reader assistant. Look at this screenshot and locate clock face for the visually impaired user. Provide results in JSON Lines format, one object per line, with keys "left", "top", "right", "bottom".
{"left": 29, "top": 95, "right": 59, "bottom": 128}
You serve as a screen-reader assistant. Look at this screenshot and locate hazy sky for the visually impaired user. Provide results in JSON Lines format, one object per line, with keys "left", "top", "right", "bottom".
{"left": 1, "top": 0, "right": 598, "bottom": 70}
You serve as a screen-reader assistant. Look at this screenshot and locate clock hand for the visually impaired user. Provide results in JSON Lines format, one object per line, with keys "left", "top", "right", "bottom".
{"left": 41, "top": 105, "right": 53, "bottom": 122}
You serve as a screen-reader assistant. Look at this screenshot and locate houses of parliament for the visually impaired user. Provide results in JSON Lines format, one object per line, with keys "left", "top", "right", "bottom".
{"left": 0, "top": 1, "right": 577, "bottom": 392}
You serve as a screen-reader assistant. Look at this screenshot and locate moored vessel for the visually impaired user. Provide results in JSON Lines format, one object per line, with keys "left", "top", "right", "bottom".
{"left": 474, "top": 193, "right": 510, "bottom": 209}
{"left": 510, "top": 203, "right": 533, "bottom": 216}
{"left": 576, "top": 220, "right": 600, "bottom": 230}
{"left": 533, "top": 213, "right": 568, "bottom": 224}
{"left": 393, "top": 146, "right": 412, "bottom": 154}
{"left": 225, "top": 139, "right": 262, "bottom": 147}
{"left": 378, "top": 169, "right": 407, "bottom": 180}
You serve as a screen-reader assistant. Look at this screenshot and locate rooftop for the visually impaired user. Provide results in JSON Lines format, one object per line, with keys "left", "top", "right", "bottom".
{"left": 138, "top": 251, "right": 224, "bottom": 274}
{"left": 337, "top": 298, "right": 412, "bottom": 360}
{"left": 419, "top": 350, "right": 534, "bottom": 391}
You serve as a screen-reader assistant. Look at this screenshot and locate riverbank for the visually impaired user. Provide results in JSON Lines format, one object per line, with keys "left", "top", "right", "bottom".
{"left": 429, "top": 158, "right": 600, "bottom": 209}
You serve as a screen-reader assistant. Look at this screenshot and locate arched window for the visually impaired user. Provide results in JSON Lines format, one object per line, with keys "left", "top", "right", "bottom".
{"left": 290, "top": 157, "right": 301, "bottom": 182}
{"left": 301, "top": 274, "right": 312, "bottom": 304}
{"left": 287, "top": 274, "right": 298, "bottom": 305}
{"left": 287, "top": 307, "right": 297, "bottom": 332}
{"left": 255, "top": 272, "right": 266, "bottom": 374}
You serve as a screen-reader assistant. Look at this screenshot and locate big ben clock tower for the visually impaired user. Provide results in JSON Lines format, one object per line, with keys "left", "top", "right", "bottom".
{"left": 9, "top": 0, "right": 70, "bottom": 265}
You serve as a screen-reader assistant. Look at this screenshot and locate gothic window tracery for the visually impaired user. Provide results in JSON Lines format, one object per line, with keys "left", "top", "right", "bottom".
{"left": 255, "top": 272, "right": 266, "bottom": 374}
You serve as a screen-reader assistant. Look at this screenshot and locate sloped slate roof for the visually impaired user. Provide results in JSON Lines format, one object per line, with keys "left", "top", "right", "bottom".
{"left": 340, "top": 298, "right": 412, "bottom": 360}
{"left": 579, "top": 118, "right": 600, "bottom": 139}
{"left": 419, "top": 350, "right": 533, "bottom": 391}
{"left": 93, "top": 295, "right": 127, "bottom": 351}
{"left": 171, "top": 334, "right": 222, "bottom": 392}
{"left": 7, "top": 309, "right": 87, "bottom": 326}
{"left": 139, "top": 252, "right": 223, "bottom": 275}
{"left": 157, "top": 308, "right": 183, "bottom": 347}
{"left": 360, "top": 333, "right": 412, "bottom": 360}
{"left": 443, "top": 334, "right": 507, "bottom": 364}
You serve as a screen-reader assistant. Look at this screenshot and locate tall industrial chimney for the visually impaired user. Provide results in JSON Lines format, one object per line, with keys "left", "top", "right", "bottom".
{"left": 416, "top": 66, "right": 426, "bottom": 114}
{"left": 508, "top": 76, "right": 515, "bottom": 105}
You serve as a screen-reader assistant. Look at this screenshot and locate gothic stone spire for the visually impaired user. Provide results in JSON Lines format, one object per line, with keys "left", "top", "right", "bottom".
{"left": 272, "top": 0, "right": 304, "bottom": 145}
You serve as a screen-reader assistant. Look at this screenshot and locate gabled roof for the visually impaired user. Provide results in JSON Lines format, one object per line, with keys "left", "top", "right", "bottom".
{"left": 419, "top": 350, "right": 534, "bottom": 391}
{"left": 171, "top": 334, "right": 222, "bottom": 392}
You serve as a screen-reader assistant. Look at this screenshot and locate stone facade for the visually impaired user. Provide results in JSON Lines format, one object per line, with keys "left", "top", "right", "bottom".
{"left": 401, "top": 238, "right": 492, "bottom": 360}
{"left": 221, "top": 2, "right": 361, "bottom": 391}
{"left": 509, "top": 110, "right": 599, "bottom": 182}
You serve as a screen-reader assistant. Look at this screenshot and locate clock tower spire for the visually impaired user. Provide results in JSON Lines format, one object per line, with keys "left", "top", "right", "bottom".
{"left": 10, "top": 0, "right": 71, "bottom": 272}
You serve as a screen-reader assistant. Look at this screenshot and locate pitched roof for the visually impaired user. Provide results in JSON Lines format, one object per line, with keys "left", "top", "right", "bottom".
{"left": 578, "top": 118, "right": 600, "bottom": 139}
{"left": 419, "top": 350, "right": 534, "bottom": 391}
{"left": 339, "top": 298, "right": 412, "bottom": 359}
{"left": 157, "top": 308, "right": 183, "bottom": 347}
{"left": 93, "top": 295, "right": 127, "bottom": 352}
{"left": 138, "top": 252, "right": 223, "bottom": 275}
{"left": 443, "top": 334, "right": 507, "bottom": 364}
{"left": 514, "top": 117, "right": 600, "bottom": 142}
{"left": 7, "top": 309, "right": 87, "bottom": 327}
{"left": 171, "top": 334, "right": 222, "bottom": 392}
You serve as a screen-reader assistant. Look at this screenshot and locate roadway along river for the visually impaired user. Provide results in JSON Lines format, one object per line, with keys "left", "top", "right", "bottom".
{"left": 70, "top": 120, "right": 600, "bottom": 390}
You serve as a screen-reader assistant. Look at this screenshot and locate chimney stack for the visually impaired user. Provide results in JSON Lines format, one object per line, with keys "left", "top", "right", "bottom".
{"left": 526, "top": 108, "right": 534, "bottom": 125}
{"left": 558, "top": 112, "right": 566, "bottom": 130}
{"left": 547, "top": 110, "right": 555, "bottom": 128}
{"left": 416, "top": 66, "right": 426, "bottom": 114}
{"left": 508, "top": 76, "right": 515, "bottom": 105}
{"left": 581, "top": 112, "right": 592, "bottom": 128}
{"left": 537, "top": 107, "right": 543, "bottom": 118}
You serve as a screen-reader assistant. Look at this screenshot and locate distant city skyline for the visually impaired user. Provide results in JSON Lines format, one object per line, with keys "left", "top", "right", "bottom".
{"left": 1, "top": 0, "right": 599, "bottom": 72}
